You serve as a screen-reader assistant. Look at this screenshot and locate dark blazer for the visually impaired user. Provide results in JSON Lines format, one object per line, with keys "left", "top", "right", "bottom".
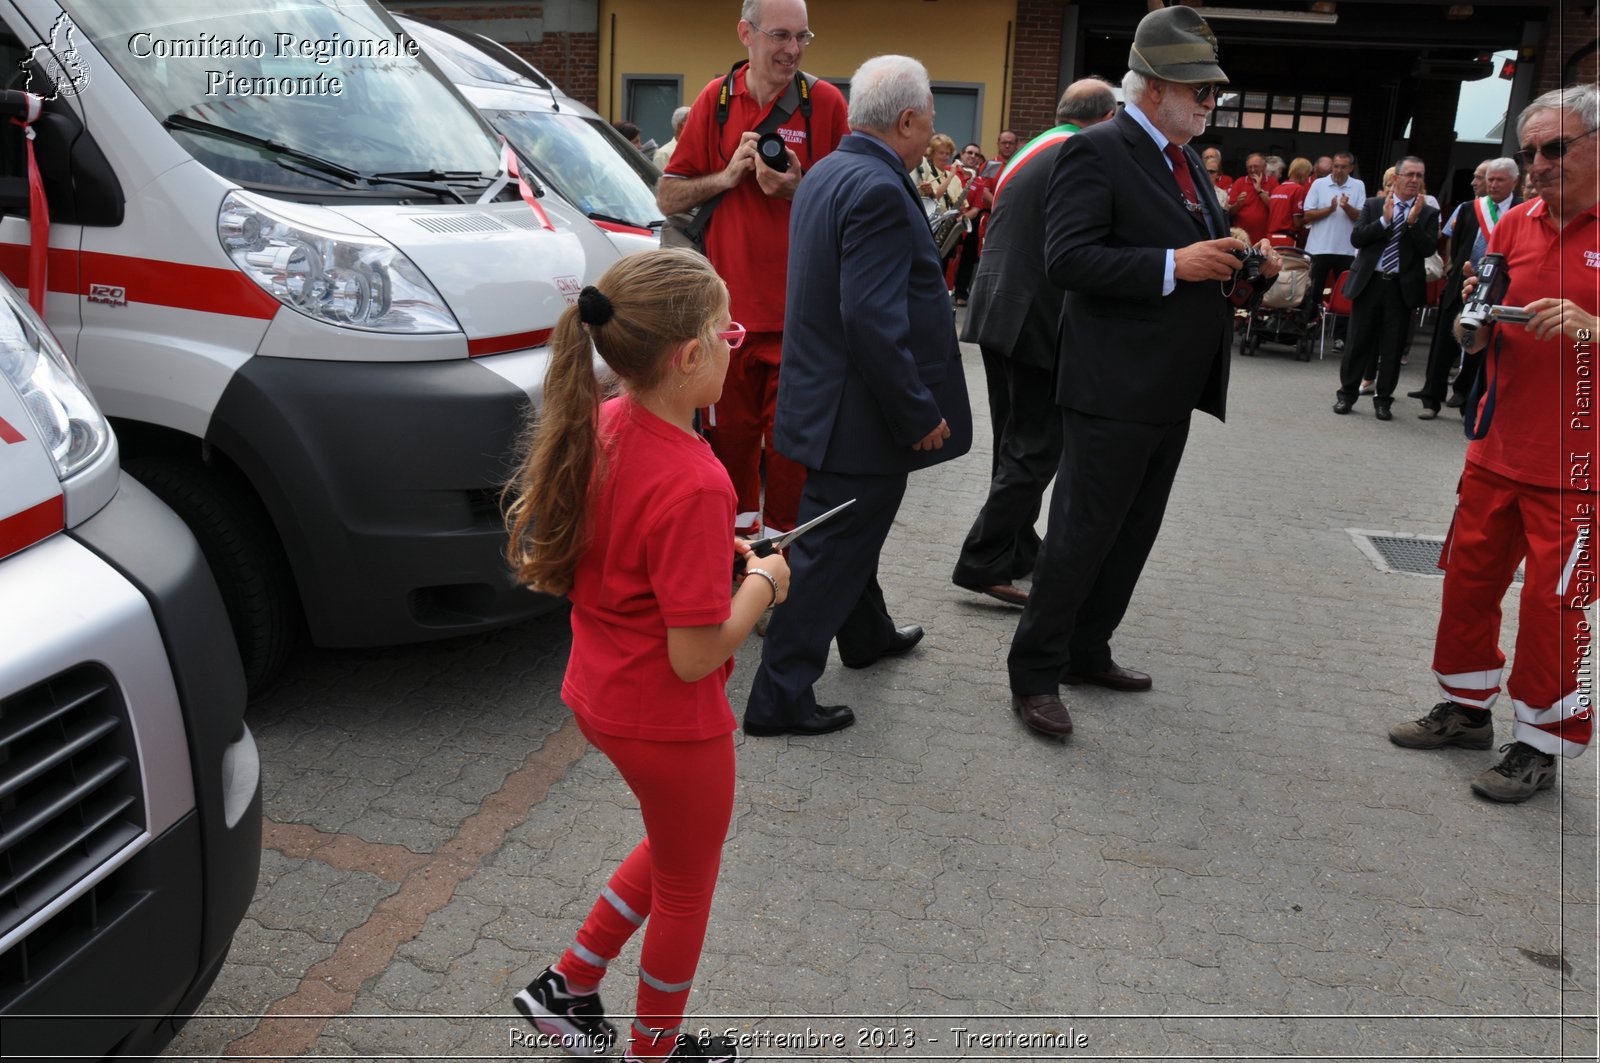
{"left": 959, "top": 135, "right": 1070, "bottom": 369}
{"left": 776, "top": 134, "right": 972, "bottom": 474}
{"left": 1342, "top": 195, "right": 1442, "bottom": 307}
{"left": 1448, "top": 195, "right": 1519, "bottom": 277}
{"left": 1044, "top": 109, "right": 1235, "bottom": 425}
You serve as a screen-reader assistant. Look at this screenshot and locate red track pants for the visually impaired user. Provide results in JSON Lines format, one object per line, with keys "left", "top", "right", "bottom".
{"left": 559, "top": 718, "right": 736, "bottom": 1059}
{"left": 1433, "top": 461, "right": 1594, "bottom": 757}
{"left": 702, "top": 331, "right": 806, "bottom": 535}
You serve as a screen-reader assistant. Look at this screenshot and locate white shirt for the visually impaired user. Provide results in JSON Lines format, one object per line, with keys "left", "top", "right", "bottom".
{"left": 1302, "top": 173, "right": 1367, "bottom": 256}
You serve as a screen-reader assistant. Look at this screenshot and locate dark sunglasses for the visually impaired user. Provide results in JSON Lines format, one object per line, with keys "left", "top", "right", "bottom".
{"left": 1188, "top": 82, "right": 1222, "bottom": 104}
{"left": 1513, "top": 128, "right": 1597, "bottom": 169}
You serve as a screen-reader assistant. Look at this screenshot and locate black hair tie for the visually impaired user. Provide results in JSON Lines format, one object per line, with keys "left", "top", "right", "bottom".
{"left": 577, "top": 286, "right": 614, "bottom": 327}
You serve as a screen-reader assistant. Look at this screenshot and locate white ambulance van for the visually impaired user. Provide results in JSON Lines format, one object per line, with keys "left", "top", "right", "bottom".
{"left": 0, "top": 0, "right": 619, "bottom": 688}
{"left": 0, "top": 267, "right": 260, "bottom": 1058}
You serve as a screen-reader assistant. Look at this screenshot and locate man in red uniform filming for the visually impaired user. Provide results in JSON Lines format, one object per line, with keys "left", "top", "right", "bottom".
{"left": 1388, "top": 84, "right": 1600, "bottom": 803}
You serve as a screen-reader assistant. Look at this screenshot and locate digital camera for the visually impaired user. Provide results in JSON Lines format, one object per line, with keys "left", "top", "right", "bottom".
{"left": 757, "top": 132, "right": 790, "bottom": 172}
{"left": 1458, "top": 252, "right": 1510, "bottom": 335}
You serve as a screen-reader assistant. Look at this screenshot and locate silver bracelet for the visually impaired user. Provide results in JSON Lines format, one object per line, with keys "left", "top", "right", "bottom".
{"left": 746, "top": 567, "right": 779, "bottom": 606}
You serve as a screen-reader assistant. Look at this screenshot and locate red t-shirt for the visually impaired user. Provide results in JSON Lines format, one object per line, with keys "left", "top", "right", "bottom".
{"left": 1267, "top": 180, "right": 1307, "bottom": 234}
{"left": 1229, "top": 177, "right": 1272, "bottom": 244}
{"left": 1466, "top": 198, "right": 1600, "bottom": 489}
{"left": 562, "top": 395, "right": 740, "bottom": 740}
{"left": 666, "top": 67, "right": 849, "bottom": 331}
{"left": 1213, "top": 173, "right": 1233, "bottom": 192}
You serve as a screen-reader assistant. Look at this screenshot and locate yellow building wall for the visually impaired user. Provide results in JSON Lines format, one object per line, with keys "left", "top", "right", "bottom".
{"left": 598, "top": 0, "right": 1021, "bottom": 149}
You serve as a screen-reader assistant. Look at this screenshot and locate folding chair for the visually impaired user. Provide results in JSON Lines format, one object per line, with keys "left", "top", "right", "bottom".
{"left": 1318, "top": 269, "right": 1353, "bottom": 360}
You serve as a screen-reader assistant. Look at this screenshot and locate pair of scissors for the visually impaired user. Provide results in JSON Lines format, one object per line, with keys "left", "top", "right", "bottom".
{"left": 737, "top": 498, "right": 855, "bottom": 567}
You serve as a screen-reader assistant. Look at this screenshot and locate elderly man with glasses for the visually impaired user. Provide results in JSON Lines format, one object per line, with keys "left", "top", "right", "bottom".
{"left": 657, "top": 0, "right": 848, "bottom": 544}
{"left": 1005, "top": 5, "right": 1279, "bottom": 740}
{"left": 1388, "top": 84, "right": 1600, "bottom": 803}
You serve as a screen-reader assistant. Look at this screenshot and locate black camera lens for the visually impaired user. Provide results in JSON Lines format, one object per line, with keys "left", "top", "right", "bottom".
{"left": 757, "top": 132, "right": 790, "bottom": 172}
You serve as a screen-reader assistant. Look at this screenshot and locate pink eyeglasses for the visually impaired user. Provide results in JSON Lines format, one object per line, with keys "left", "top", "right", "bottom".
{"left": 716, "top": 322, "right": 747, "bottom": 349}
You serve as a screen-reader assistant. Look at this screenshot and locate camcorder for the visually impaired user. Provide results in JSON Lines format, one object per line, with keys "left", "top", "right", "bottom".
{"left": 757, "top": 132, "right": 790, "bottom": 172}
{"left": 1458, "top": 252, "right": 1535, "bottom": 336}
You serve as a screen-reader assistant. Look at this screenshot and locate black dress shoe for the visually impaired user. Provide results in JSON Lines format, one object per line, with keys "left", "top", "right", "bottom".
{"left": 1062, "top": 661, "right": 1152, "bottom": 692}
{"left": 1012, "top": 693, "right": 1073, "bottom": 737}
{"left": 744, "top": 704, "right": 855, "bottom": 737}
{"left": 1418, "top": 406, "right": 1438, "bottom": 420}
{"left": 1405, "top": 389, "right": 1426, "bottom": 399}
{"left": 839, "top": 624, "right": 924, "bottom": 669}
{"left": 1374, "top": 403, "right": 1393, "bottom": 421}
{"left": 1332, "top": 397, "right": 1353, "bottom": 415}
{"left": 1445, "top": 393, "right": 1466, "bottom": 408}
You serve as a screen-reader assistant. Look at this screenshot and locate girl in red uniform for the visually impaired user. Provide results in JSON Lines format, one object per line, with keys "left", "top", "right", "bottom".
{"left": 505, "top": 248, "right": 789, "bottom": 1062}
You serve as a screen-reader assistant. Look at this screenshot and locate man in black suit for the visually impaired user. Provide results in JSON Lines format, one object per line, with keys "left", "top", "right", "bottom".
{"left": 744, "top": 54, "right": 972, "bottom": 737}
{"left": 1330, "top": 156, "right": 1441, "bottom": 420}
{"left": 1411, "top": 156, "right": 1519, "bottom": 418}
{"left": 1006, "top": 5, "right": 1280, "bottom": 739}
{"left": 952, "top": 78, "right": 1117, "bottom": 607}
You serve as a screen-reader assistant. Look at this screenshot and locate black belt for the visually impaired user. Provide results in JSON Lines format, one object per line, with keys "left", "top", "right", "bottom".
{"left": 1375, "top": 271, "right": 1400, "bottom": 280}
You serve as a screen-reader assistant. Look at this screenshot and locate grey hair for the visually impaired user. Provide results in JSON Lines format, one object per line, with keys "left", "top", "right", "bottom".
{"left": 671, "top": 105, "right": 692, "bottom": 130}
{"left": 1516, "top": 83, "right": 1600, "bottom": 139}
{"left": 1485, "top": 156, "right": 1519, "bottom": 178}
{"left": 1122, "top": 70, "right": 1151, "bottom": 106}
{"left": 1393, "top": 154, "right": 1425, "bottom": 174}
{"left": 741, "top": 0, "right": 761, "bottom": 22}
{"left": 1264, "top": 155, "right": 1285, "bottom": 177}
{"left": 847, "top": 55, "right": 931, "bottom": 134}
{"left": 1057, "top": 77, "right": 1116, "bottom": 125}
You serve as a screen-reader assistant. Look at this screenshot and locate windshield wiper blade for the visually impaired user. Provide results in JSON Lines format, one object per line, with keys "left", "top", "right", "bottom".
{"left": 165, "top": 114, "right": 468, "bottom": 202}
{"left": 587, "top": 211, "right": 657, "bottom": 230}
{"left": 164, "top": 113, "right": 360, "bottom": 182}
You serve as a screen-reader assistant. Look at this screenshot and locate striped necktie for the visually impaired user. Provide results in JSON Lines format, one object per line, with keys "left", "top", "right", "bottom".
{"left": 1378, "top": 203, "right": 1409, "bottom": 273}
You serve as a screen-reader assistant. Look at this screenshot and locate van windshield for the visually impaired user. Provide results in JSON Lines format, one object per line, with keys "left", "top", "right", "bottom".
{"left": 488, "top": 110, "right": 663, "bottom": 230}
{"left": 60, "top": 0, "right": 501, "bottom": 193}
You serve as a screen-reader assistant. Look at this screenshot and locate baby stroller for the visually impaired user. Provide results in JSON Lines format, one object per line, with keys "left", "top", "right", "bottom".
{"left": 1237, "top": 246, "right": 1316, "bottom": 361}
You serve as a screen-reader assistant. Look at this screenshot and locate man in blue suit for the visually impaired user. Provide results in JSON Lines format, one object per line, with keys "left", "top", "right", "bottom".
{"left": 744, "top": 54, "right": 973, "bottom": 737}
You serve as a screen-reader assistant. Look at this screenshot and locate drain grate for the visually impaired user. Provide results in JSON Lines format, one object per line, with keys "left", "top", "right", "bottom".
{"left": 1349, "top": 529, "right": 1524, "bottom": 584}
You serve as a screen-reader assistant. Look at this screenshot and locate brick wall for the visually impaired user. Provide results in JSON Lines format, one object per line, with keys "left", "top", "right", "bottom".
{"left": 1009, "top": 0, "right": 1065, "bottom": 140}
{"left": 394, "top": 2, "right": 602, "bottom": 108}
{"left": 1537, "top": 2, "right": 1598, "bottom": 92}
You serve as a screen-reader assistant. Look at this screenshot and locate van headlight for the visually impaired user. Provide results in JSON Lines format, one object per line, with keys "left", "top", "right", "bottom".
{"left": 0, "top": 292, "right": 109, "bottom": 479}
{"left": 217, "top": 191, "right": 460, "bottom": 334}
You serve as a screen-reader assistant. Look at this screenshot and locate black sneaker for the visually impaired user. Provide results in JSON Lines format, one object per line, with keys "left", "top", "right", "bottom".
{"left": 513, "top": 967, "right": 618, "bottom": 1058}
{"left": 625, "top": 1032, "right": 740, "bottom": 1062}
{"left": 1471, "top": 742, "right": 1557, "bottom": 803}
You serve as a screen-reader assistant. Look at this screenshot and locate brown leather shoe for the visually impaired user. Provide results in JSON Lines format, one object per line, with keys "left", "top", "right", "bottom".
{"left": 1062, "top": 662, "right": 1152, "bottom": 692}
{"left": 1012, "top": 693, "right": 1073, "bottom": 737}
{"left": 960, "top": 582, "right": 1027, "bottom": 606}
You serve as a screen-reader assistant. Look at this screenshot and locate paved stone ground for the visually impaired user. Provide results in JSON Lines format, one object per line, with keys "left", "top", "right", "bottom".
{"left": 164, "top": 323, "right": 1599, "bottom": 1062}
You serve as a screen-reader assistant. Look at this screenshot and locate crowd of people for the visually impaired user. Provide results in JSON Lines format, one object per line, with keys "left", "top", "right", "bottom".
{"left": 496, "top": 1, "right": 1597, "bottom": 1059}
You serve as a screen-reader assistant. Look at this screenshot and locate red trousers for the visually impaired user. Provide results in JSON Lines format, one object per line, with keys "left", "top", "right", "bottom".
{"left": 559, "top": 717, "right": 736, "bottom": 1059}
{"left": 1433, "top": 461, "right": 1594, "bottom": 757}
{"left": 702, "top": 331, "right": 806, "bottom": 534}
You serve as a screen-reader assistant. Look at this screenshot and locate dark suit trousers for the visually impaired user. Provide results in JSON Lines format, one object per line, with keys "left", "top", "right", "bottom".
{"left": 1007, "top": 409, "right": 1191, "bottom": 694}
{"left": 1418, "top": 283, "right": 1466, "bottom": 407}
{"left": 953, "top": 351, "right": 1058, "bottom": 587}
{"left": 744, "top": 470, "right": 906, "bottom": 726}
{"left": 1338, "top": 277, "right": 1411, "bottom": 403}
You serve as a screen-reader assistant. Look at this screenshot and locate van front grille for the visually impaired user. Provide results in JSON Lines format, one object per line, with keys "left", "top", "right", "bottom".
{"left": 409, "top": 213, "right": 510, "bottom": 234}
{"left": 0, "top": 664, "right": 144, "bottom": 951}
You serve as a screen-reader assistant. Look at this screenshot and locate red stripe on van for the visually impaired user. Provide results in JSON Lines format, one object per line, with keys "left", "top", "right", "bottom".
{"left": 0, "top": 245, "right": 280, "bottom": 319}
{"left": 467, "top": 328, "right": 552, "bottom": 358}
{"left": 0, "top": 493, "right": 63, "bottom": 560}
{"left": 0, "top": 415, "right": 24, "bottom": 444}
{"left": 592, "top": 220, "right": 658, "bottom": 238}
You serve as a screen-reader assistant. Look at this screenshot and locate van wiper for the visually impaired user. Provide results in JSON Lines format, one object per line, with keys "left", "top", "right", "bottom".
{"left": 164, "top": 114, "right": 467, "bottom": 202}
{"left": 587, "top": 211, "right": 660, "bottom": 230}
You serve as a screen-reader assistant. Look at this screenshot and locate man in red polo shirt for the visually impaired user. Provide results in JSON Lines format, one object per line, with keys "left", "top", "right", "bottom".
{"left": 1388, "top": 84, "right": 1599, "bottom": 803}
{"left": 1227, "top": 151, "right": 1272, "bottom": 244}
{"left": 657, "top": 0, "right": 849, "bottom": 538}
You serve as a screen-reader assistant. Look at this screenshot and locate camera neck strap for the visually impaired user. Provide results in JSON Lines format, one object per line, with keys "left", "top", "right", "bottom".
{"left": 1461, "top": 330, "right": 1501, "bottom": 441}
{"left": 716, "top": 60, "right": 816, "bottom": 165}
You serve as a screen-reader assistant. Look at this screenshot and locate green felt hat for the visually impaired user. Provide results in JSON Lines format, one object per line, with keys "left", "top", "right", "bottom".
{"left": 1129, "top": 5, "right": 1229, "bottom": 85}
